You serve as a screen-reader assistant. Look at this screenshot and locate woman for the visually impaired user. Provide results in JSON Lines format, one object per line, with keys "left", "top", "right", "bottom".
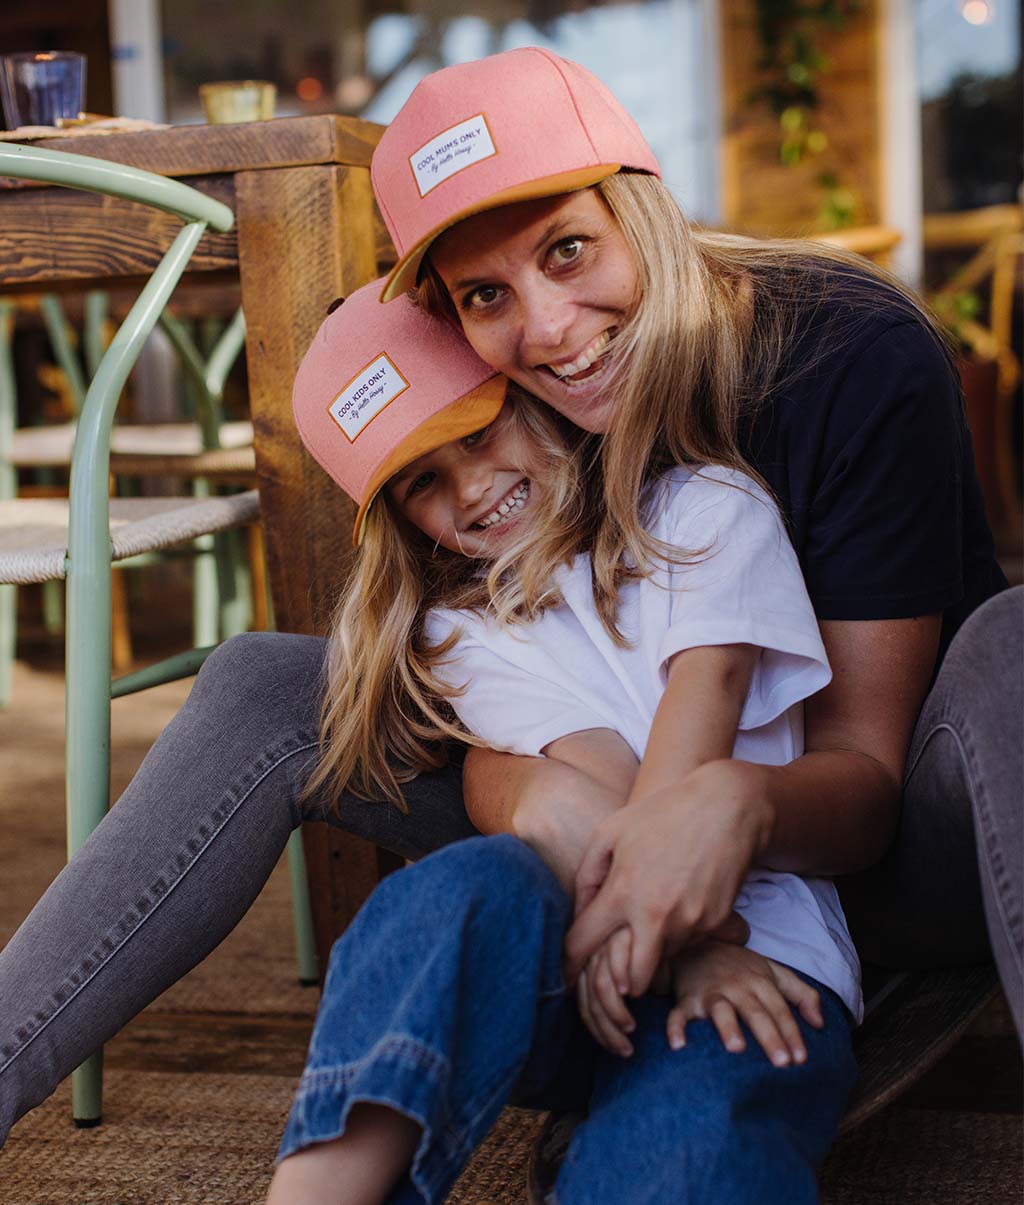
{"left": 0, "top": 47, "right": 1018, "bottom": 1149}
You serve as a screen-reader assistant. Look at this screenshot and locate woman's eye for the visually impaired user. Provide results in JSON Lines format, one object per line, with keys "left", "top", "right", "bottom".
{"left": 463, "top": 284, "right": 501, "bottom": 311}
{"left": 550, "top": 237, "right": 585, "bottom": 266}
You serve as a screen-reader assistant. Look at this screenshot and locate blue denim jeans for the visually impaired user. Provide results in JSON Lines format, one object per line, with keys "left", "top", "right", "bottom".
{"left": 278, "top": 835, "right": 857, "bottom": 1205}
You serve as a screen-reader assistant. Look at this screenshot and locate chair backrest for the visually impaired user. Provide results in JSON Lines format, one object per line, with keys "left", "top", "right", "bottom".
{"left": 0, "top": 141, "right": 233, "bottom": 537}
{"left": 158, "top": 305, "right": 247, "bottom": 449}
{"left": 0, "top": 142, "right": 235, "bottom": 719}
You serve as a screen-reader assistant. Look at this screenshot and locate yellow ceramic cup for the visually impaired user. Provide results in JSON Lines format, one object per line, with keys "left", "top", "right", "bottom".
{"left": 199, "top": 80, "right": 276, "bottom": 125}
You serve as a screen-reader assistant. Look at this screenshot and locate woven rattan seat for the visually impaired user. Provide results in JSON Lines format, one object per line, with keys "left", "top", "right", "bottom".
{"left": 109, "top": 445, "right": 256, "bottom": 478}
{"left": 0, "top": 490, "right": 260, "bottom": 585}
{"left": 12, "top": 419, "right": 254, "bottom": 469}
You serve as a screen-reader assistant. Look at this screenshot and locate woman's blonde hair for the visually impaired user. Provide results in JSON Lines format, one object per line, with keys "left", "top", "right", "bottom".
{"left": 304, "top": 387, "right": 603, "bottom": 811}
{"left": 418, "top": 172, "right": 950, "bottom": 608}
{"left": 313, "top": 174, "right": 949, "bottom": 810}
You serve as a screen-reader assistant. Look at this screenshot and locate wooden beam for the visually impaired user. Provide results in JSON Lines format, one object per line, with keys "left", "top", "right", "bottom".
{"left": 23, "top": 114, "right": 383, "bottom": 180}
{"left": 235, "top": 161, "right": 402, "bottom": 967}
{"left": 720, "top": 0, "right": 883, "bottom": 236}
{"left": 0, "top": 176, "right": 237, "bottom": 289}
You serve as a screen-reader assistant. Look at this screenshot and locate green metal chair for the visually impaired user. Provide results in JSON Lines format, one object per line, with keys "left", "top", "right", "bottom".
{"left": 0, "top": 293, "right": 258, "bottom": 687}
{"left": 0, "top": 142, "right": 317, "bottom": 1127}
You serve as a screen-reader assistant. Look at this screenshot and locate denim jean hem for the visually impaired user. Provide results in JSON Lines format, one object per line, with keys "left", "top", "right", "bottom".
{"left": 277, "top": 1036, "right": 488, "bottom": 1204}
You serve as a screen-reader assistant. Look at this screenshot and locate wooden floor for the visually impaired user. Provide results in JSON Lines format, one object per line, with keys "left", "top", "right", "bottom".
{"left": 1, "top": 619, "right": 1021, "bottom": 1203}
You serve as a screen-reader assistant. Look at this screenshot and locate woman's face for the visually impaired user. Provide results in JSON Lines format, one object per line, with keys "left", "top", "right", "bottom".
{"left": 385, "top": 405, "right": 542, "bottom": 557}
{"left": 429, "top": 189, "right": 639, "bottom": 435}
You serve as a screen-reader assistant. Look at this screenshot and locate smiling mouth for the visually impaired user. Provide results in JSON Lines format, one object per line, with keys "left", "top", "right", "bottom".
{"left": 470, "top": 479, "right": 530, "bottom": 530}
{"left": 544, "top": 329, "right": 614, "bottom": 384}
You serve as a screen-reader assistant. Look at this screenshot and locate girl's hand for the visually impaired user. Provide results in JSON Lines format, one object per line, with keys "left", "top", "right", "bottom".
{"left": 566, "top": 760, "right": 773, "bottom": 992}
{"left": 666, "top": 943, "right": 824, "bottom": 1066}
{"left": 576, "top": 926, "right": 636, "bottom": 1057}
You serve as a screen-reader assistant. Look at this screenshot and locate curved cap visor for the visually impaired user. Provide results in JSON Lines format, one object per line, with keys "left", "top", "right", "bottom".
{"left": 353, "top": 372, "right": 508, "bottom": 545}
{"left": 380, "top": 164, "right": 620, "bottom": 302}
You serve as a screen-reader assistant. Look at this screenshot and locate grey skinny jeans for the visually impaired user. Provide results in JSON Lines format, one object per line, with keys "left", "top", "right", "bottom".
{"left": 1, "top": 588, "right": 1021, "bottom": 1143}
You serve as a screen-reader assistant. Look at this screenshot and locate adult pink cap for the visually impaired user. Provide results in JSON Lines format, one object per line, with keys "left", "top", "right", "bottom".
{"left": 372, "top": 47, "right": 661, "bottom": 301}
{"left": 293, "top": 277, "right": 507, "bottom": 546}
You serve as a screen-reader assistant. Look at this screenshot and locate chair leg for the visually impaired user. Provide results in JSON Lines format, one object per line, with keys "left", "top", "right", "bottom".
{"left": 247, "top": 521, "right": 271, "bottom": 632}
{"left": 71, "top": 1053, "right": 104, "bottom": 1128}
{"left": 65, "top": 554, "right": 113, "bottom": 1127}
{"left": 0, "top": 582, "right": 14, "bottom": 707}
{"left": 111, "top": 568, "right": 133, "bottom": 672}
{"left": 216, "top": 527, "right": 250, "bottom": 639}
{"left": 192, "top": 531, "right": 220, "bottom": 646}
{"left": 286, "top": 829, "right": 319, "bottom": 987}
{"left": 41, "top": 578, "right": 65, "bottom": 637}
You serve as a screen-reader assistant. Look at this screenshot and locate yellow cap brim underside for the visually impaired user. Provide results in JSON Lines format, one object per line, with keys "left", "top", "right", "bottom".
{"left": 380, "top": 165, "right": 621, "bottom": 303}
{"left": 353, "top": 373, "right": 509, "bottom": 546}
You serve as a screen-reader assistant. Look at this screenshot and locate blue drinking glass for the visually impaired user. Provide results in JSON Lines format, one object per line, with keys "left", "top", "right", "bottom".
{"left": 0, "top": 52, "right": 87, "bottom": 130}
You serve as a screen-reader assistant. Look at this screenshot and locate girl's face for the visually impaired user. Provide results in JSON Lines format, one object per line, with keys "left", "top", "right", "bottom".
{"left": 429, "top": 189, "right": 639, "bottom": 436}
{"left": 385, "top": 404, "right": 542, "bottom": 557}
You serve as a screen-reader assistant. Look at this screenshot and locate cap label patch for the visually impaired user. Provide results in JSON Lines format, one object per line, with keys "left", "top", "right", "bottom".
{"left": 328, "top": 354, "right": 410, "bottom": 442}
{"left": 410, "top": 114, "right": 496, "bottom": 197}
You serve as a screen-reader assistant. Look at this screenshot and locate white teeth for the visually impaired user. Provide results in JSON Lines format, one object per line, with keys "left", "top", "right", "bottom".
{"left": 548, "top": 330, "right": 611, "bottom": 379}
{"left": 474, "top": 479, "right": 529, "bottom": 529}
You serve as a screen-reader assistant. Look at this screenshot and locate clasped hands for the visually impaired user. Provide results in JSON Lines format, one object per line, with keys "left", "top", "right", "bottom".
{"left": 563, "top": 763, "right": 822, "bottom": 1066}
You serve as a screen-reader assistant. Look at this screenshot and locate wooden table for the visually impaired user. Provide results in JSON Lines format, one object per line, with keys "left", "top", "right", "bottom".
{"left": 0, "top": 115, "right": 403, "bottom": 972}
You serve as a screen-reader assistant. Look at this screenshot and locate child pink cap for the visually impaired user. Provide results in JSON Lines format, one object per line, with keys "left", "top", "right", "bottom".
{"left": 372, "top": 47, "right": 661, "bottom": 301}
{"left": 293, "top": 277, "right": 507, "bottom": 546}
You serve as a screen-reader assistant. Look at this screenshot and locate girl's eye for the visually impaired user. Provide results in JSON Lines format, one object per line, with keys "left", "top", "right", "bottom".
{"left": 407, "top": 470, "right": 435, "bottom": 496}
{"left": 462, "top": 425, "right": 490, "bottom": 449}
{"left": 550, "top": 237, "right": 585, "bottom": 266}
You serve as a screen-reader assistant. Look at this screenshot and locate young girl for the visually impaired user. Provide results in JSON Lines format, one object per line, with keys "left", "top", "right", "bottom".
{"left": 267, "top": 277, "right": 859, "bottom": 1204}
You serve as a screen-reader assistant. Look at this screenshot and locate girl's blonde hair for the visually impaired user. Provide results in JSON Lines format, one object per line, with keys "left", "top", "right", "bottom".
{"left": 304, "top": 387, "right": 603, "bottom": 810}
{"left": 418, "top": 172, "right": 950, "bottom": 610}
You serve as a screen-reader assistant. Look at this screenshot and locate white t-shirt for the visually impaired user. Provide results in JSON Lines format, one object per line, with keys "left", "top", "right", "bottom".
{"left": 426, "top": 466, "right": 862, "bottom": 1022}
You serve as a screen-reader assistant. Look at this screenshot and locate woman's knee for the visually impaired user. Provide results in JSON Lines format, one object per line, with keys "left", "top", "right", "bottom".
{"left": 930, "top": 587, "right": 1023, "bottom": 715}
{"left": 189, "top": 632, "right": 327, "bottom": 734}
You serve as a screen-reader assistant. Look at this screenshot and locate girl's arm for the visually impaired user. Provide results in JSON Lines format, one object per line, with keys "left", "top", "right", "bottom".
{"left": 466, "top": 728, "right": 638, "bottom": 896}
{"left": 626, "top": 643, "right": 758, "bottom": 803}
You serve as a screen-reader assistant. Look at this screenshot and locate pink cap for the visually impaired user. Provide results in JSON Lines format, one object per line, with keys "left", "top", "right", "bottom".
{"left": 293, "top": 277, "right": 507, "bottom": 545}
{"left": 372, "top": 47, "right": 661, "bottom": 301}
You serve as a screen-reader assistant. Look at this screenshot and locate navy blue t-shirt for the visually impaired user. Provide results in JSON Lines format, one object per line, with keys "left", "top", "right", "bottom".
{"left": 737, "top": 274, "right": 1007, "bottom": 663}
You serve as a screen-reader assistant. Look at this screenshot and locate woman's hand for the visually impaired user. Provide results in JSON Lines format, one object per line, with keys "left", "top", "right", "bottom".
{"left": 666, "top": 943, "right": 824, "bottom": 1066}
{"left": 565, "top": 759, "right": 773, "bottom": 993}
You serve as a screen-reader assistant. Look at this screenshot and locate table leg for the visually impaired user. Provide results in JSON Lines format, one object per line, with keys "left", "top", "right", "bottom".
{"left": 236, "top": 163, "right": 400, "bottom": 976}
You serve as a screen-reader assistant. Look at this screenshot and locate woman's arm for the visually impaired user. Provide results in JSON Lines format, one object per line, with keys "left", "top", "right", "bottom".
{"left": 563, "top": 613, "right": 941, "bottom": 989}
{"left": 758, "top": 614, "right": 939, "bottom": 870}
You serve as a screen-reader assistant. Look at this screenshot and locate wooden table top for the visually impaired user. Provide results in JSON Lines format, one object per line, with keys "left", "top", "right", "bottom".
{"left": 0, "top": 115, "right": 391, "bottom": 295}
{"left": 0, "top": 114, "right": 382, "bottom": 182}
